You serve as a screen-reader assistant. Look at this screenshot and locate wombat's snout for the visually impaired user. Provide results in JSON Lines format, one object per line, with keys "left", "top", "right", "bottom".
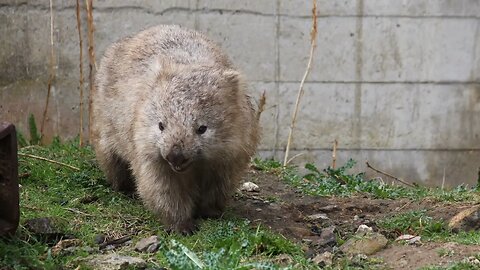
{"left": 166, "top": 145, "right": 190, "bottom": 172}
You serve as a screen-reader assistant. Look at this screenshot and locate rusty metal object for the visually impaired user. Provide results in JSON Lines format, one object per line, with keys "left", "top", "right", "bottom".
{"left": 0, "top": 122, "right": 19, "bottom": 236}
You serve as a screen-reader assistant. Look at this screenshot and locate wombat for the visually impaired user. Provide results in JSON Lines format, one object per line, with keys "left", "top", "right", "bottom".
{"left": 92, "top": 25, "right": 260, "bottom": 234}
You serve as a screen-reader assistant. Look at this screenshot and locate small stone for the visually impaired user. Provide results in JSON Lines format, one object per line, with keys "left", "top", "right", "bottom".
{"left": 135, "top": 235, "right": 160, "bottom": 252}
{"left": 317, "top": 205, "right": 338, "bottom": 212}
{"left": 82, "top": 254, "right": 147, "bottom": 270}
{"left": 94, "top": 234, "right": 107, "bottom": 244}
{"left": 395, "top": 234, "right": 421, "bottom": 244}
{"left": 306, "top": 213, "right": 329, "bottom": 221}
{"left": 146, "top": 242, "right": 160, "bottom": 253}
{"left": 340, "top": 232, "right": 388, "bottom": 255}
{"left": 24, "top": 217, "right": 61, "bottom": 235}
{"left": 240, "top": 182, "right": 259, "bottom": 192}
{"left": 353, "top": 215, "right": 360, "bottom": 221}
{"left": 312, "top": 251, "right": 333, "bottom": 267}
{"left": 315, "top": 226, "right": 337, "bottom": 247}
{"left": 356, "top": 224, "right": 373, "bottom": 234}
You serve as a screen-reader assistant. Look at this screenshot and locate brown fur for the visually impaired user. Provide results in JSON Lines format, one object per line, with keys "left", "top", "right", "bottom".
{"left": 92, "top": 25, "right": 259, "bottom": 234}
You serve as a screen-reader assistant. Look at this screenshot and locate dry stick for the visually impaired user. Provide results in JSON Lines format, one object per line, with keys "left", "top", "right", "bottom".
{"left": 85, "top": 0, "right": 96, "bottom": 142}
{"left": 40, "top": 0, "right": 56, "bottom": 140}
{"left": 283, "top": 0, "right": 317, "bottom": 166}
{"left": 256, "top": 90, "right": 266, "bottom": 121}
{"left": 76, "top": 0, "right": 85, "bottom": 147}
{"left": 332, "top": 139, "right": 338, "bottom": 169}
{"left": 18, "top": 153, "right": 80, "bottom": 171}
{"left": 366, "top": 161, "right": 414, "bottom": 187}
{"left": 98, "top": 235, "right": 131, "bottom": 250}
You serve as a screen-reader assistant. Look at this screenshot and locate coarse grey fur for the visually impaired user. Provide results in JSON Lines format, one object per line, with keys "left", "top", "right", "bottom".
{"left": 92, "top": 25, "right": 260, "bottom": 234}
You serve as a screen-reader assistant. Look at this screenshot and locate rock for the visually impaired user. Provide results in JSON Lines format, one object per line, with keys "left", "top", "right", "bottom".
{"left": 135, "top": 235, "right": 160, "bottom": 253}
{"left": 94, "top": 234, "right": 107, "bottom": 244}
{"left": 240, "top": 182, "right": 259, "bottom": 192}
{"left": 317, "top": 205, "right": 338, "bottom": 212}
{"left": 306, "top": 213, "right": 329, "bottom": 221}
{"left": 315, "top": 226, "right": 337, "bottom": 247}
{"left": 448, "top": 205, "right": 480, "bottom": 232}
{"left": 355, "top": 224, "right": 373, "bottom": 234}
{"left": 146, "top": 242, "right": 160, "bottom": 253}
{"left": 340, "top": 232, "right": 388, "bottom": 255}
{"left": 81, "top": 254, "right": 147, "bottom": 270}
{"left": 395, "top": 234, "right": 421, "bottom": 244}
{"left": 24, "top": 217, "right": 68, "bottom": 243}
{"left": 24, "top": 217, "right": 61, "bottom": 235}
{"left": 312, "top": 251, "right": 333, "bottom": 267}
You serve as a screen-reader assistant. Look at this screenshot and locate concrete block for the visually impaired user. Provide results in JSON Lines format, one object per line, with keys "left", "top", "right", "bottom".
{"left": 197, "top": 0, "right": 274, "bottom": 14}
{"left": 94, "top": 8, "right": 196, "bottom": 57}
{"left": 364, "top": 0, "right": 480, "bottom": 17}
{"left": 361, "top": 17, "right": 478, "bottom": 82}
{"left": 276, "top": 83, "right": 358, "bottom": 149}
{"left": 279, "top": 17, "right": 357, "bottom": 82}
{"left": 360, "top": 83, "right": 480, "bottom": 149}
{"left": 279, "top": 0, "right": 357, "bottom": 16}
{"left": 280, "top": 0, "right": 480, "bottom": 17}
{"left": 94, "top": 0, "right": 194, "bottom": 13}
{"left": 196, "top": 13, "right": 276, "bottom": 81}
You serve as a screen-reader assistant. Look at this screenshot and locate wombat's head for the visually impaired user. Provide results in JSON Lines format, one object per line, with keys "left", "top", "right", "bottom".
{"left": 139, "top": 61, "right": 244, "bottom": 173}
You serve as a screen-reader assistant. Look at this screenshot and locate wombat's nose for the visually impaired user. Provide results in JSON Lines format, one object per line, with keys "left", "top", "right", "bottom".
{"left": 166, "top": 146, "right": 188, "bottom": 168}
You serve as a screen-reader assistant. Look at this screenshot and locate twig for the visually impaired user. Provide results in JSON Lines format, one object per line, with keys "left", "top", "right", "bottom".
{"left": 19, "top": 172, "right": 31, "bottom": 178}
{"left": 64, "top": 207, "right": 93, "bottom": 217}
{"left": 85, "top": 0, "right": 96, "bottom": 142}
{"left": 366, "top": 161, "right": 414, "bottom": 187}
{"left": 286, "top": 152, "right": 305, "bottom": 165}
{"left": 18, "top": 153, "right": 80, "bottom": 171}
{"left": 283, "top": 0, "right": 317, "bottom": 166}
{"left": 98, "top": 235, "right": 131, "bottom": 250}
{"left": 332, "top": 139, "right": 338, "bottom": 169}
{"left": 40, "top": 0, "right": 56, "bottom": 140}
{"left": 442, "top": 167, "right": 446, "bottom": 190}
{"left": 256, "top": 90, "right": 266, "bottom": 121}
{"left": 76, "top": 0, "right": 85, "bottom": 147}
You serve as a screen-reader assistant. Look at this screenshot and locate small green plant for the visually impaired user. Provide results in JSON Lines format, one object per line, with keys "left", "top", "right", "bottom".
{"left": 28, "top": 113, "right": 41, "bottom": 145}
{"left": 436, "top": 248, "right": 454, "bottom": 258}
{"left": 255, "top": 158, "right": 479, "bottom": 202}
{"left": 378, "top": 210, "right": 447, "bottom": 238}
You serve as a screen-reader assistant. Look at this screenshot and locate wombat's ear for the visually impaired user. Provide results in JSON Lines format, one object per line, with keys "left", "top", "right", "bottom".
{"left": 222, "top": 69, "right": 242, "bottom": 90}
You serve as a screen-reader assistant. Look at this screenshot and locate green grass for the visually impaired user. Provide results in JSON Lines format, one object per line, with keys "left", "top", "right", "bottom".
{"left": 0, "top": 140, "right": 317, "bottom": 270}
{"left": 253, "top": 158, "right": 480, "bottom": 202}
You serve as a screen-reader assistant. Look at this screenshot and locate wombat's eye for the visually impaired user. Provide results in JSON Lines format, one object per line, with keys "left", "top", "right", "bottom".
{"left": 159, "top": 122, "right": 165, "bottom": 131}
{"left": 197, "top": 125, "right": 207, "bottom": 134}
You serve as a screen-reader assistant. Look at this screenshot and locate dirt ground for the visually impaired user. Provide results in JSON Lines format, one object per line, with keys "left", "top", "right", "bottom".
{"left": 232, "top": 169, "right": 480, "bottom": 269}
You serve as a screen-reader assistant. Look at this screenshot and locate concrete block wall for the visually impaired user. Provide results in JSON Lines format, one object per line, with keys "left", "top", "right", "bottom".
{"left": 1, "top": 0, "right": 479, "bottom": 187}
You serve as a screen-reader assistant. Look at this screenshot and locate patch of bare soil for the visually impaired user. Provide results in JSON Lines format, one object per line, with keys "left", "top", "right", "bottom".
{"left": 231, "top": 169, "right": 480, "bottom": 269}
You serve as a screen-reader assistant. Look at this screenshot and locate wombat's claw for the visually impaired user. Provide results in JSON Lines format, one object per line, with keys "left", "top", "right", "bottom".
{"left": 166, "top": 221, "right": 197, "bottom": 235}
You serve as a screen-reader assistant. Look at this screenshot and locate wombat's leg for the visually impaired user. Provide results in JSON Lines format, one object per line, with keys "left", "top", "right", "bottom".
{"left": 96, "top": 150, "right": 135, "bottom": 193}
{"left": 134, "top": 161, "right": 197, "bottom": 235}
{"left": 196, "top": 172, "right": 232, "bottom": 219}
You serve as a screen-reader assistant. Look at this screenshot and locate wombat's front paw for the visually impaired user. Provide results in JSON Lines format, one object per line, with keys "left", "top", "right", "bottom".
{"left": 167, "top": 220, "right": 197, "bottom": 235}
